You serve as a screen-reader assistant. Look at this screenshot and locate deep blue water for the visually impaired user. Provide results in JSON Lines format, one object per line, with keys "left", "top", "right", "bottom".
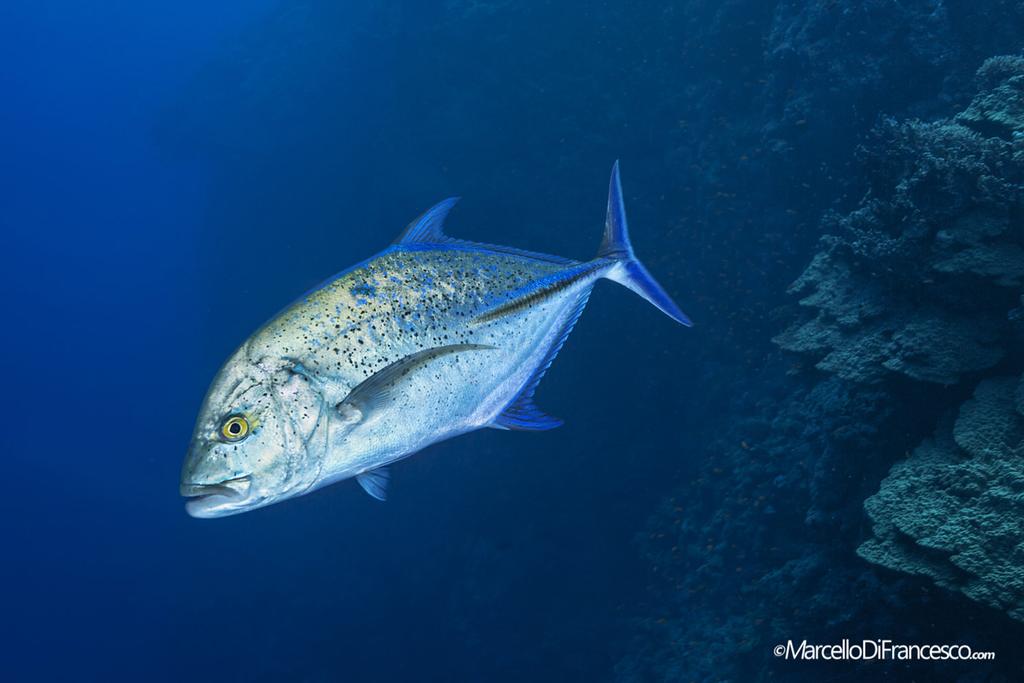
{"left": 6, "top": 2, "right": 1024, "bottom": 681}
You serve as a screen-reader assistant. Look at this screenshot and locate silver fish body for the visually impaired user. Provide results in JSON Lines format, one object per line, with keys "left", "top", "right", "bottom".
{"left": 181, "top": 163, "right": 691, "bottom": 517}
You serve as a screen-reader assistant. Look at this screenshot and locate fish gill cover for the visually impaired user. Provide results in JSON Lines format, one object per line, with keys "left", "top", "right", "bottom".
{"left": 7, "top": 0, "right": 1024, "bottom": 681}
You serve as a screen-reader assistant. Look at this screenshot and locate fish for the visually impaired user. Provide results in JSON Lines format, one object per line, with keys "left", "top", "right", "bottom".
{"left": 180, "top": 162, "right": 692, "bottom": 518}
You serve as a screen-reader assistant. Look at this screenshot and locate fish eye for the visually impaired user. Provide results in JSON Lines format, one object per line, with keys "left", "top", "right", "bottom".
{"left": 220, "top": 415, "right": 250, "bottom": 442}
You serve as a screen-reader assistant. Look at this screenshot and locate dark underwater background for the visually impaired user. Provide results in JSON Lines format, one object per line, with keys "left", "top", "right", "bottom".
{"left": 5, "top": 1, "right": 1024, "bottom": 681}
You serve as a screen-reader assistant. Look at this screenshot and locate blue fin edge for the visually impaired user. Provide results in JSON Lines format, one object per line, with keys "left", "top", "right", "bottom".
{"left": 396, "top": 198, "right": 576, "bottom": 265}
{"left": 598, "top": 161, "right": 693, "bottom": 326}
{"left": 493, "top": 403, "right": 564, "bottom": 431}
{"left": 356, "top": 467, "right": 390, "bottom": 501}
{"left": 395, "top": 198, "right": 460, "bottom": 245}
{"left": 610, "top": 260, "right": 693, "bottom": 327}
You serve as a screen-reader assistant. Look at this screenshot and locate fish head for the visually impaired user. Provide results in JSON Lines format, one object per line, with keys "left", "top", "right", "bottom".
{"left": 181, "top": 348, "right": 326, "bottom": 518}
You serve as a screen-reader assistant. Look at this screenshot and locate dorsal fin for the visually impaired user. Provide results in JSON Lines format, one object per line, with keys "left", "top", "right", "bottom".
{"left": 395, "top": 198, "right": 460, "bottom": 245}
{"left": 395, "top": 197, "right": 578, "bottom": 265}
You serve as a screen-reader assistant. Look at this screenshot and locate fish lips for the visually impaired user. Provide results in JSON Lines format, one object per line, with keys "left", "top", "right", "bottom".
{"left": 181, "top": 475, "right": 253, "bottom": 518}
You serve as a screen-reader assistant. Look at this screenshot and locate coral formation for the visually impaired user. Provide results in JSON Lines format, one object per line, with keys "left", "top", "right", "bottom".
{"left": 859, "top": 375, "right": 1024, "bottom": 621}
{"left": 774, "top": 58, "right": 1024, "bottom": 386}
{"left": 834, "top": 58, "right": 1024, "bottom": 622}
{"left": 790, "top": 54, "right": 1024, "bottom": 625}
{"left": 956, "top": 60, "right": 1024, "bottom": 138}
{"left": 625, "top": 55, "right": 1024, "bottom": 682}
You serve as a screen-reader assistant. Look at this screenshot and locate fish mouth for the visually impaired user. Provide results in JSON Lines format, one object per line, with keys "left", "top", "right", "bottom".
{"left": 181, "top": 475, "right": 253, "bottom": 518}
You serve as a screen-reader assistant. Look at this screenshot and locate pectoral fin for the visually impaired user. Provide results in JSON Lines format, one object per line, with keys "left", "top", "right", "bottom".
{"left": 336, "top": 343, "right": 495, "bottom": 421}
{"left": 356, "top": 467, "right": 391, "bottom": 501}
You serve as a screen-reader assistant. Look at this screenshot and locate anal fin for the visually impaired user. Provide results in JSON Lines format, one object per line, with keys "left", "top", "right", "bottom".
{"left": 356, "top": 467, "right": 391, "bottom": 501}
{"left": 492, "top": 399, "right": 563, "bottom": 431}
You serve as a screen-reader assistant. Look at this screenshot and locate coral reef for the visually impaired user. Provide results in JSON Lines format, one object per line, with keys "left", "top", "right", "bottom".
{"left": 859, "top": 375, "right": 1024, "bottom": 621}
{"left": 624, "top": 56, "right": 1024, "bottom": 682}
{"left": 957, "top": 57, "right": 1024, "bottom": 138}
{"left": 774, "top": 59, "right": 1024, "bottom": 385}
{"left": 827, "top": 58, "right": 1024, "bottom": 621}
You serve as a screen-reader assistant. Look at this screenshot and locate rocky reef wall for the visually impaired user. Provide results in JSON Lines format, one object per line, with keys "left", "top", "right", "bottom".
{"left": 622, "top": 57, "right": 1024, "bottom": 683}
{"left": 781, "top": 59, "right": 1024, "bottom": 619}
{"left": 859, "top": 374, "right": 1024, "bottom": 622}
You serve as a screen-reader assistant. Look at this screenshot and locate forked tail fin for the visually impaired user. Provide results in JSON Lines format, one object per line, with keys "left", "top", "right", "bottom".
{"left": 598, "top": 161, "right": 693, "bottom": 326}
